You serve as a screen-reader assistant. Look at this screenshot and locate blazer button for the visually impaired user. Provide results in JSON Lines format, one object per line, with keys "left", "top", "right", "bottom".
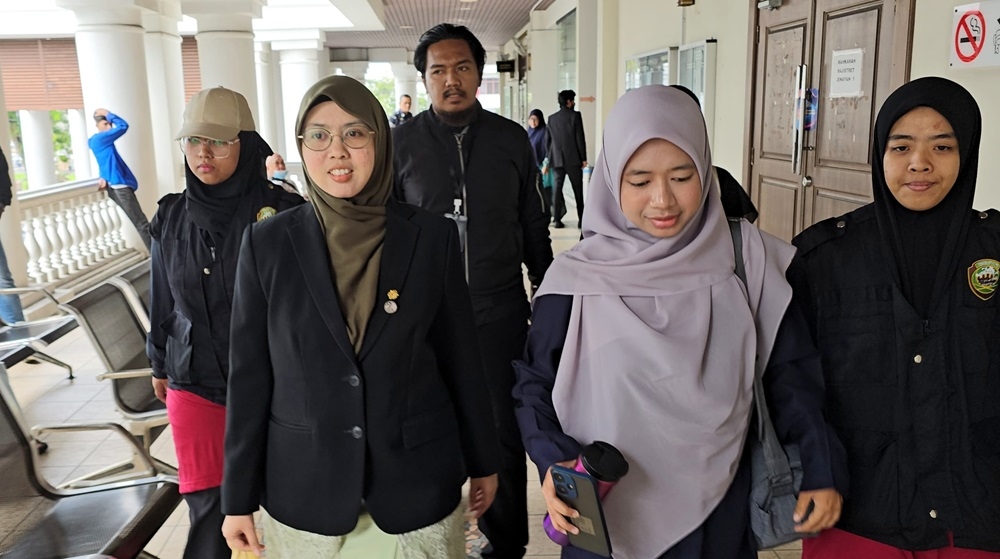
{"left": 350, "top": 426, "right": 364, "bottom": 439}
{"left": 348, "top": 375, "right": 360, "bottom": 387}
{"left": 203, "top": 267, "right": 211, "bottom": 275}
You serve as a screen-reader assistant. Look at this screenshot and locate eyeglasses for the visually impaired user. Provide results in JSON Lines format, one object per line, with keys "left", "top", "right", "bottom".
{"left": 178, "top": 137, "right": 240, "bottom": 159}
{"left": 298, "top": 126, "right": 375, "bottom": 151}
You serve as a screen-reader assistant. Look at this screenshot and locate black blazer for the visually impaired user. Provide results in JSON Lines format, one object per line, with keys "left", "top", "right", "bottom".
{"left": 221, "top": 201, "right": 500, "bottom": 536}
{"left": 546, "top": 107, "right": 587, "bottom": 168}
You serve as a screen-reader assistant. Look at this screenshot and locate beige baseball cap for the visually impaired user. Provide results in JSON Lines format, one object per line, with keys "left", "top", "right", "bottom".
{"left": 176, "top": 87, "right": 256, "bottom": 140}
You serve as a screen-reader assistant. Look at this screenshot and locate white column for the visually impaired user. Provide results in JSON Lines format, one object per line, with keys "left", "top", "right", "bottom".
{"left": 191, "top": 13, "right": 260, "bottom": 125}
{"left": 144, "top": 4, "right": 186, "bottom": 196}
{"left": 391, "top": 62, "right": 419, "bottom": 112}
{"left": 278, "top": 48, "right": 323, "bottom": 165}
{"left": 19, "top": 110, "right": 56, "bottom": 190}
{"left": 58, "top": 0, "right": 159, "bottom": 216}
{"left": 576, "top": 0, "right": 600, "bottom": 164}
{"left": 67, "top": 109, "right": 92, "bottom": 180}
{"left": 335, "top": 61, "right": 369, "bottom": 83}
{"left": 255, "top": 42, "right": 283, "bottom": 154}
{"left": 0, "top": 61, "right": 29, "bottom": 285}
{"left": 527, "top": 12, "right": 560, "bottom": 116}
{"left": 594, "top": 0, "right": 619, "bottom": 145}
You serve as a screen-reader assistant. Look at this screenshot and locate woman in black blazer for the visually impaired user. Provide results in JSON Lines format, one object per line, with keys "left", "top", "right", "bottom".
{"left": 221, "top": 76, "right": 500, "bottom": 557}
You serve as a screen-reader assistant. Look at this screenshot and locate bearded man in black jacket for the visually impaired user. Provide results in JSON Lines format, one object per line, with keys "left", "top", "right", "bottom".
{"left": 392, "top": 23, "right": 553, "bottom": 559}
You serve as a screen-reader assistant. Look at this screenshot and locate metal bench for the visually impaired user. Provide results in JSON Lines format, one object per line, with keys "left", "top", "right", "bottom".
{"left": 0, "top": 364, "right": 180, "bottom": 558}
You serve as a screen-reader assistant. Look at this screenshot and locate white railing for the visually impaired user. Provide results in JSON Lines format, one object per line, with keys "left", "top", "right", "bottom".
{"left": 17, "top": 179, "right": 130, "bottom": 284}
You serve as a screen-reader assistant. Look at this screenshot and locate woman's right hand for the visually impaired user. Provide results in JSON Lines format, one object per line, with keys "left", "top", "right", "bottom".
{"left": 151, "top": 378, "right": 168, "bottom": 403}
{"left": 542, "top": 460, "right": 580, "bottom": 535}
{"left": 222, "top": 514, "right": 264, "bottom": 556}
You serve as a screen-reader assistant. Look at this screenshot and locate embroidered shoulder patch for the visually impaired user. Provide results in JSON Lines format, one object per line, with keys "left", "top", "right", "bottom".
{"left": 968, "top": 259, "right": 1000, "bottom": 301}
{"left": 256, "top": 206, "right": 277, "bottom": 222}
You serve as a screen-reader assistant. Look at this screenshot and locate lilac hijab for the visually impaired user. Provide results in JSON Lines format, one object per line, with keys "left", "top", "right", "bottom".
{"left": 536, "top": 85, "right": 795, "bottom": 558}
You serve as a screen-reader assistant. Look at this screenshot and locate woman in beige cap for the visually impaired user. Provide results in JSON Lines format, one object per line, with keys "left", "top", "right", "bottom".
{"left": 146, "top": 86, "right": 303, "bottom": 558}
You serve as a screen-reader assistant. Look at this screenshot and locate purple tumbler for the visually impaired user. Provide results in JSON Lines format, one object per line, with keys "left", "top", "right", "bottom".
{"left": 543, "top": 441, "right": 629, "bottom": 546}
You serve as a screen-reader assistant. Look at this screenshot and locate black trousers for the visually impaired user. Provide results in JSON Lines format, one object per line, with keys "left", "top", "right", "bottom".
{"left": 476, "top": 312, "right": 530, "bottom": 559}
{"left": 183, "top": 486, "right": 230, "bottom": 559}
{"left": 552, "top": 166, "right": 584, "bottom": 225}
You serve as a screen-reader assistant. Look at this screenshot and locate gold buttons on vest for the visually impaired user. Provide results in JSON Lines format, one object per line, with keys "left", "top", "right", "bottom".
{"left": 203, "top": 267, "right": 211, "bottom": 275}
{"left": 929, "top": 509, "right": 938, "bottom": 519}
{"left": 914, "top": 354, "right": 923, "bottom": 364}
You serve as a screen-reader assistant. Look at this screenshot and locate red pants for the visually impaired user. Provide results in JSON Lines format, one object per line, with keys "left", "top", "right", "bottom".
{"left": 166, "top": 388, "right": 226, "bottom": 494}
{"left": 803, "top": 529, "right": 1000, "bottom": 559}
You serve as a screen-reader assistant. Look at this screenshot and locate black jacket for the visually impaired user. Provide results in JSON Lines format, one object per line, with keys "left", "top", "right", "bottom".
{"left": 546, "top": 106, "right": 587, "bottom": 168}
{"left": 146, "top": 183, "right": 303, "bottom": 405}
{"left": 0, "top": 147, "right": 13, "bottom": 206}
{"left": 221, "top": 202, "right": 500, "bottom": 535}
{"left": 791, "top": 204, "right": 1000, "bottom": 551}
{"left": 393, "top": 103, "right": 552, "bottom": 324}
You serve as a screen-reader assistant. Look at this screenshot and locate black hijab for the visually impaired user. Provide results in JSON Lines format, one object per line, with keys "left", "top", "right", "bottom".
{"left": 872, "top": 77, "right": 981, "bottom": 317}
{"left": 184, "top": 130, "right": 273, "bottom": 236}
{"left": 527, "top": 108, "right": 548, "bottom": 167}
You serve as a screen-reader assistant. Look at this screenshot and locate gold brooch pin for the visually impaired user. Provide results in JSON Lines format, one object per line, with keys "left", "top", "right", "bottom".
{"left": 388, "top": 289, "right": 399, "bottom": 301}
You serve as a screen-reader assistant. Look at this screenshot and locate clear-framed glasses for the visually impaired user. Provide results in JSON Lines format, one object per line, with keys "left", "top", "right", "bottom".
{"left": 298, "top": 126, "right": 375, "bottom": 151}
{"left": 178, "top": 137, "right": 240, "bottom": 159}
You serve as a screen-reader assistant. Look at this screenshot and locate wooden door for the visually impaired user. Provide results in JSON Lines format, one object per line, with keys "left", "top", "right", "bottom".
{"left": 747, "top": 0, "right": 913, "bottom": 241}
{"left": 749, "top": 0, "right": 812, "bottom": 241}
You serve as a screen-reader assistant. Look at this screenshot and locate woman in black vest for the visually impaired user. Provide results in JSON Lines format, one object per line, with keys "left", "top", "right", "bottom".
{"left": 146, "top": 87, "right": 302, "bottom": 559}
{"left": 792, "top": 77, "right": 1000, "bottom": 557}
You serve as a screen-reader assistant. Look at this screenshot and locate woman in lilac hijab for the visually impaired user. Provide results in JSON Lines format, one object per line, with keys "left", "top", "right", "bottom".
{"left": 513, "top": 85, "right": 845, "bottom": 559}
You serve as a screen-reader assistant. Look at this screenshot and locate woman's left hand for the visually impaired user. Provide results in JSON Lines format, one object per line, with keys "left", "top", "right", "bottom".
{"left": 467, "top": 474, "right": 499, "bottom": 519}
{"left": 793, "top": 488, "right": 842, "bottom": 533}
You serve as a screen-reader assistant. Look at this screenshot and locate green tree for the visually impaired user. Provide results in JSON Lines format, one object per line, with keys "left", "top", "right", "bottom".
{"left": 366, "top": 77, "right": 397, "bottom": 118}
{"left": 50, "top": 110, "right": 74, "bottom": 182}
{"left": 7, "top": 111, "right": 26, "bottom": 190}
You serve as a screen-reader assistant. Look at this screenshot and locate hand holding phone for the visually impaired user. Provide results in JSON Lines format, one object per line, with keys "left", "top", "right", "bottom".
{"left": 548, "top": 465, "right": 613, "bottom": 557}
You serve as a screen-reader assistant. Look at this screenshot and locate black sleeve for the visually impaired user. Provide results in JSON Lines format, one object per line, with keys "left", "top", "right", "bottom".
{"left": 146, "top": 208, "right": 174, "bottom": 379}
{"left": 518, "top": 137, "right": 553, "bottom": 287}
{"left": 222, "top": 226, "right": 275, "bottom": 515}
{"left": 428, "top": 222, "right": 501, "bottom": 478}
{"left": 763, "top": 294, "right": 849, "bottom": 495}
{"left": 513, "top": 294, "right": 583, "bottom": 479}
{"left": 0, "top": 147, "right": 13, "bottom": 206}
{"left": 574, "top": 112, "right": 587, "bottom": 162}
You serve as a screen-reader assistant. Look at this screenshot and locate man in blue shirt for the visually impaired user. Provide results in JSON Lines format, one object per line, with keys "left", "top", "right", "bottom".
{"left": 88, "top": 108, "right": 151, "bottom": 250}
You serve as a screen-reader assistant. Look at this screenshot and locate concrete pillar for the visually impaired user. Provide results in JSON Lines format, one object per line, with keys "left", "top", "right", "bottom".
{"left": 19, "top": 110, "right": 56, "bottom": 190}
{"left": 67, "top": 109, "right": 92, "bottom": 180}
{"left": 594, "top": 0, "right": 619, "bottom": 145}
{"left": 184, "top": 4, "right": 263, "bottom": 124}
{"left": 277, "top": 48, "right": 323, "bottom": 164}
{"left": 527, "top": 12, "right": 560, "bottom": 116}
{"left": 57, "top": 0, "right": 159, "bottom": 215}
{"left": 255, "top": 42, "right": 284, "bottom": 155}
{"left": 577, "top": 0, "right": 600, "bottom": 164}
{"left": 0, "top": 62, "right": 29, "bottom": 285}
{"left": 335, "top": 61, "right": 369, "bottom": 83}
{"left": 391, "top": 61, "right": 419, "bottom": 112}
{"left": 143, "top": 3, "right": 186, "bottom": 196}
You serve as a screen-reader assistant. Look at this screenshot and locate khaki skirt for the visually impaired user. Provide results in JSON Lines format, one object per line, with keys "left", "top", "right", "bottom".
{"left": 258, "top": 504, "right": 466, "bottom": 559}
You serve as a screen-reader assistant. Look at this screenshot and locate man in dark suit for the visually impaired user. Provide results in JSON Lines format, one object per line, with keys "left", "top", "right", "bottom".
{"left": 547, "top": 90, "right": 588, "bottom": 228}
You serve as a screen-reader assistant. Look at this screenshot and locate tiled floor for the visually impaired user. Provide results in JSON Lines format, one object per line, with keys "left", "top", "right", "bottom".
{"left": 6, "top": 213, "right": 801, "bottom": 558}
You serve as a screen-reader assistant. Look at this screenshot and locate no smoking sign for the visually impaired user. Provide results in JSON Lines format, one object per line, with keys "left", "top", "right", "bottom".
{"left": 952, "top": 1, "right": 1000, "bottom": 68}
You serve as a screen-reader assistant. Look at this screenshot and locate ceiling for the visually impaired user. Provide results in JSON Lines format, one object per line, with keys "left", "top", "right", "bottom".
{"left": 325, "top": 0, "right": 558, "bottom": 50}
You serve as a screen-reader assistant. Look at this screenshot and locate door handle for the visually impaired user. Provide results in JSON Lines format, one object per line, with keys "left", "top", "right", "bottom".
{"left": 792, "top": 64, "right": 808, "bottom": 175}
{"left": 801, "top": 175, "right": 813, "bottom": 188}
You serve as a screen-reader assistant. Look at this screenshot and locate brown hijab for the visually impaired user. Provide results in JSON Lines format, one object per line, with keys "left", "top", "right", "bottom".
{"left": 295, "top": 76, "right": 392, "bottom": 353}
